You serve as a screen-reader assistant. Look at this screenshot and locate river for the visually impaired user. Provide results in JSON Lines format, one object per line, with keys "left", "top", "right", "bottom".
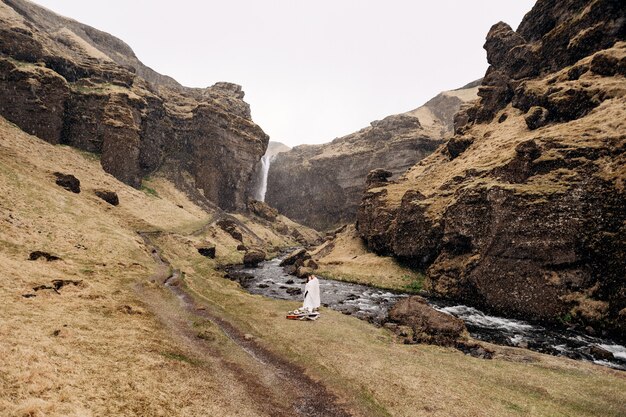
{"left": 235, "top": 258, "right": 626, "bottom": 371}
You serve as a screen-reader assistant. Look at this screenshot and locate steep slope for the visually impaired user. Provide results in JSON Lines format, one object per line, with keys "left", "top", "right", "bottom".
{"left": 0, "top": 0, "right": 268, "bottom": 211}
{"left": 2, "top": 114, "right": 626, "bottom": 417}
{"left": 357, "top": 0, "right": 626, "bottom": 339}
{"left": 266, "top": 83, "right": 479, "bottom": 231}
{"left": 0, "top": 115, "right": 330, "bottom": 416}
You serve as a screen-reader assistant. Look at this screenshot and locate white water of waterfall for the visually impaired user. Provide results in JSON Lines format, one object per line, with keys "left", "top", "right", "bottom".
{"left": 255, "top": 154, "right": 273, "bottom": 202}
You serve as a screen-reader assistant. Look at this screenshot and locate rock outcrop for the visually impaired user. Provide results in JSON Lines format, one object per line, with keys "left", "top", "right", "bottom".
{"left": 266, "top": 85, "right": 479, "bottom": 230}
{"left": 388, "top": 296, "right": 467, "bottom": 347}
{"left": 357, "top": 0, "right": 626, "bottom": 340}
{"left": 0, "top": 0, "right": 268, "bottom": 211}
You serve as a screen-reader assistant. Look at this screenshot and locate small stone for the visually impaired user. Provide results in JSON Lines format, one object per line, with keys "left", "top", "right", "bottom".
{"left": 94, "top": 190, "right": 119, "bottom": 205}
{"left": 54, "top": 172, "right": 80, "bottom": 193}
{"left": 197, "top": 246, "right": 216, "bottom": 258}
{"left": 28, "top": 251, "right": 61, "bottom": 261}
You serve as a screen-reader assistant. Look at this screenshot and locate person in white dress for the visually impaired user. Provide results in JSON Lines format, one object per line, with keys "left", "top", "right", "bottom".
{"left": 302, "top": 274, "right": 321, "bottom": 312}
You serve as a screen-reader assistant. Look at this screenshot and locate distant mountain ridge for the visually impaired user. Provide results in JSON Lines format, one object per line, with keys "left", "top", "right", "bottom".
{"left": 266, "top": 82, "right": 479, "bottom": 230}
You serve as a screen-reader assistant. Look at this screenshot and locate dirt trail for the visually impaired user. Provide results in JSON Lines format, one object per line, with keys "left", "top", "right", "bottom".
{"left": 138, "top": 231, "right": 355, "bottom": 417}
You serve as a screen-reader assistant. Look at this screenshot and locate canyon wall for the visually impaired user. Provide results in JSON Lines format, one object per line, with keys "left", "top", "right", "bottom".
{"left": 357, "top": 0, "right": 626, "bottom": 339}
{"left": 266, "top": 85, "right": 479, "bottom": 231}
{"left": 0, "top": 0, "right": 268, "bottom": 211}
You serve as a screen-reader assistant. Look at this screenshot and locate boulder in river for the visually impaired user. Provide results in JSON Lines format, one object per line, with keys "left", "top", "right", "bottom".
{"left": 243, "top": 249, "right": 266, "bottom": 267}
{"left": 279, "top": 248, "right": 310, "bottom": 267}
{"left": 589, "top": 345, "right": 614, "bottom": 361}
{"left": 296, "top": 266, "right": 313, "bottom": 278}
{"left": 389, "top": 296, "right": 467, "bottom": 346}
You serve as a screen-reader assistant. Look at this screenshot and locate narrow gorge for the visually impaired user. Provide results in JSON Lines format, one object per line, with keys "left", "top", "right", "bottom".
{"left": 1, "top": 0, "right": 625, "bottom": 416}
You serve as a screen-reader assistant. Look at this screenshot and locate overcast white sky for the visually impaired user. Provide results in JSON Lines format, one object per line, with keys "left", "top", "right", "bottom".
{"left": 33, "top": 0, "right": 535, "bottom": 146}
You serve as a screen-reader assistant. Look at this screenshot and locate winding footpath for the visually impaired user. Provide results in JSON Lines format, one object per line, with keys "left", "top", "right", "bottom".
{"left": 137, "top": 231, "right": 354, "bottom": 417}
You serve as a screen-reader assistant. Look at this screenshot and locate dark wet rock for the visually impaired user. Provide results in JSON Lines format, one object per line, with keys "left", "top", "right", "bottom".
{"left": 524, "top": 106, "right": 550, "bottom": 130}
{"left": 283, "top": 264, "right": 297, "bottom": 275}
{"left": 589, "top": 345, "right": 614, "bottom": 361}
{"left": 224, "top": 270, "right": 254, "bottom": 286}
{"left": 446, "top": 136, "right": 474, "bottom": 159}
{"left": 296, "top": 267, "right": 314, "bottom": 278}
{"left": 279, "top": 248, "right": 310, "bottom": 267}
{"left": 286, "top": 279, "right": 295, "bottom": 285}
{"left": 94, "top": 190, "right": 119, "bottom": 206}
{"left": 257, "top": 283, "right": 269, "bottom": 289}
{"left": 389, "top": 296, "right": 467, "bottom": 347}
{"left": 29, "top": 251, "right": 61, "bottom": 261}
{"left": 197, "top": 246, "right": 216, "bottom": 259}
{"left": 54, "top": 172, "right": 80, "bottom": 193}
{"left": 455, "top": 340, "right": 494, "bottom": 359}
{"left": 286, "top": 287, "right": 302, "bottom": 296}
{"left": 216, "top": 218, "right": 243, "bottom": 242}
{"left": 366, "top": 168, "right": 393, "bottom": 188}
{"left": 243, "top": 249, "right": 266, "bottom": 267}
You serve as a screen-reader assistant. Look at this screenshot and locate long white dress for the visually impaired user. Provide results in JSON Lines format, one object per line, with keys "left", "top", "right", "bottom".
{"left": 303, "top": 276, "right": 321, "bottom": 312}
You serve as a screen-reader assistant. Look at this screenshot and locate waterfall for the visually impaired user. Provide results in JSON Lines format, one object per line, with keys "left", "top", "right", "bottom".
{"left": 254, "top": 154, "right": 274, "bottom": 202}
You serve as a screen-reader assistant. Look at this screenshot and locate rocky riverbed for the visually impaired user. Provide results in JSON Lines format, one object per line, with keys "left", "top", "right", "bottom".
{"left": 232, "top": 257, "right": 626, "bottom": 371}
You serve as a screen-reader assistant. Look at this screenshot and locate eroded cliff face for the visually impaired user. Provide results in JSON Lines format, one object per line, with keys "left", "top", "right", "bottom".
{"left": 357, "top": 0, "right": 626, "bottom": 339}
{"left": 266, "top": 85, "right": 478, "bottom": 231}
{"left": 0, "top": 0, "right": 268, "bottom": 211}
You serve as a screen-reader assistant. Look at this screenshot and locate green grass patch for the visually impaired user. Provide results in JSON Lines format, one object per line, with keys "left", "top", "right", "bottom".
{"left": 160, "top": 351, "right": 198, "bottom": 365}
{"left": 401, "top": 274, "right": 424, "bottom": 294}
{"left": 141, "top": 184, "right": 160, "bottom": 198}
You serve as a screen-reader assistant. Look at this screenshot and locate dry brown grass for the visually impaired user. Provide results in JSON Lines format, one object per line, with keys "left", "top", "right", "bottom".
{"left": 1, "top": 116, "right": 626, "bottom": 417}
{"left": 379, "top": 66, "right": 626, "bottom": 221}
{"left": 311, "top": 225, "right": 423, "bottom": 291}
{"left": 0, "top": 117, "right": 295, "bottom": 417}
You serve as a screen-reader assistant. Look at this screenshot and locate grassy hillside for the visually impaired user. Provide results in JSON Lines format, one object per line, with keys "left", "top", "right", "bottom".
{"left": 1, "top": 116, "right": 625, "bottom": 416}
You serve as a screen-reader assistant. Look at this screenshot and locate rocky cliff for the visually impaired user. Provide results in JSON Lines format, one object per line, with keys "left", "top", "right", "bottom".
{"left": 357, "top": 0, "right": 626, "bottom": 339}
{"left": 266, "top": 84, "right": 479, "bottom": 231}
{"left": 0, "top": 0, "right": 268, "bottom": 211}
